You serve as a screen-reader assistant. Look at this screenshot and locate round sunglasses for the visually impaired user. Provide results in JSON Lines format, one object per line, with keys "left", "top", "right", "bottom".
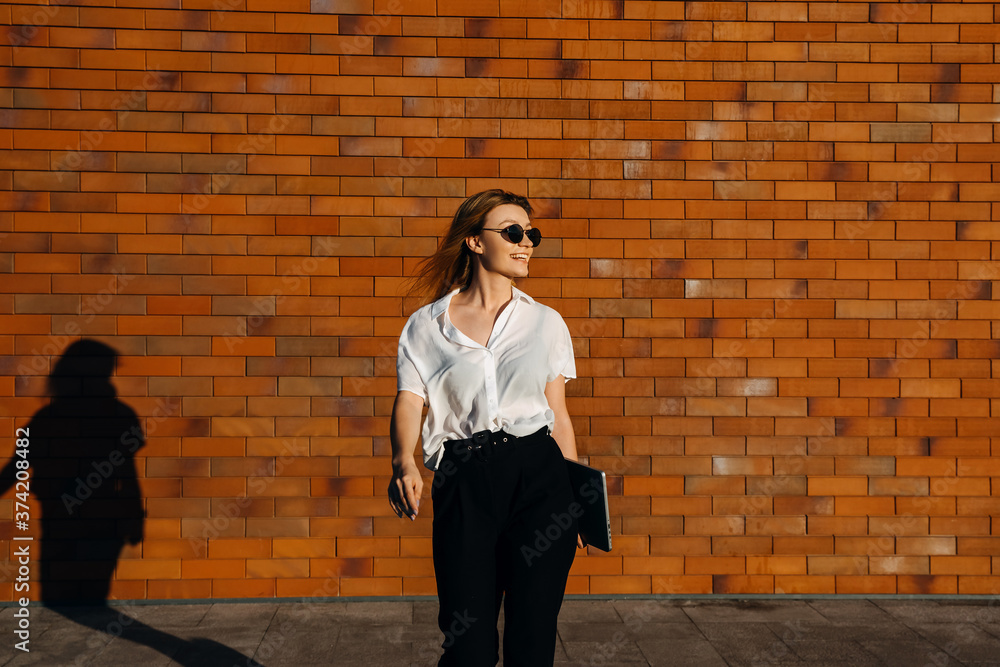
{"left": 481, "top": 223, "right": 542, "bottom": 247}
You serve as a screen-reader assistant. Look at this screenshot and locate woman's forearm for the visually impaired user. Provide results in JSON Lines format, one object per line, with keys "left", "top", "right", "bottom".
{"left": 550, "top": 412, "right": 578, "bottom": 461}
{"left": 390, "top": 391, "right": 423, "bottom": 467}
{"left": 388, "top": 390, "right": 426, "bottom": 519}
{"left": 544, "top": 375, "right": 578, "bottom": 461}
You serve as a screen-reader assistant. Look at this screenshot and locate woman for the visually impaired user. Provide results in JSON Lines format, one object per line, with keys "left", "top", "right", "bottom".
{"left": 388, "top": 189, "right": 582, "bottom": 666}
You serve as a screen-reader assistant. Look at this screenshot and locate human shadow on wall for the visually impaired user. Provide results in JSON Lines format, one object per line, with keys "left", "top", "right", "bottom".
{"left": 1, "top": 339, "right": 264, "bottom": 666}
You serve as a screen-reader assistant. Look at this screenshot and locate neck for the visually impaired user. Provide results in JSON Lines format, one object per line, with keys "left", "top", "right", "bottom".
{"left": 459, "top": 270, "right": 514, "bottom": 310}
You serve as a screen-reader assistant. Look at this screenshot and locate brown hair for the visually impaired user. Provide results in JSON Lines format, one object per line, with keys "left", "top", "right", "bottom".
{"left": 409, "top": 189, "right": 533, "bottom": 302}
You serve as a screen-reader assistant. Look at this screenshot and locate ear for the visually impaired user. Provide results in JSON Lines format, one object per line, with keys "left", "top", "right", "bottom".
{"left": 465, "top": 234, "right": 484, "bottom": 255}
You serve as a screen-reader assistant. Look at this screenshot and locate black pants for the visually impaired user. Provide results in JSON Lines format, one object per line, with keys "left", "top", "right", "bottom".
{"left": 431, "top": 428, "right": 578, "bottom": 667}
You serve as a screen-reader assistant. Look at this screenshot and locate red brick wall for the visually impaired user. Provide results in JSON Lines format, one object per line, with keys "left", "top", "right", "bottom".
{"left": 2, "top": 1, "right": 999, "bottom": 600}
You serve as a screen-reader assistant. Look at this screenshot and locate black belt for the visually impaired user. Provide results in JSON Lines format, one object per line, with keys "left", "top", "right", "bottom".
{"left": 445, "top": 427, "right": 547, "bottom": 461}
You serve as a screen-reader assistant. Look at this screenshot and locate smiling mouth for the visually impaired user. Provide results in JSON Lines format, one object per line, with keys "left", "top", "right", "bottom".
{"left": 511, "top": 254, "right": 529, "bottom": 261}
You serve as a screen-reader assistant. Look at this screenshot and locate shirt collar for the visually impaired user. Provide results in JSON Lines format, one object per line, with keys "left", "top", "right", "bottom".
{"left": 512, "top": 285, "right": 535, "bottom": 305}
{"left": 429, "top": 285, "right": 534, "bottom": 319}
{"left": 428, "top": 289, "right": 457, "bottom": 319}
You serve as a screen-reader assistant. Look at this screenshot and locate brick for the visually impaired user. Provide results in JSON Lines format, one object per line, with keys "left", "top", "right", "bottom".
{"left": 3, "top": 0, "right": 1000, "bottom": 601}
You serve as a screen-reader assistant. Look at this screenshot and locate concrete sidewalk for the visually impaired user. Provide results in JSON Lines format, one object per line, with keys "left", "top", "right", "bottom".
{"left": 0, "top": 597, "right": 998, "bottom": 666}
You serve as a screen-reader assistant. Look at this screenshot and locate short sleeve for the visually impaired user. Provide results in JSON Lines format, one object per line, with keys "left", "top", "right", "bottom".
{"left": 396, "top": 329, "right": 427, "bottom": 402}
{"left": 547, "top": 312, "right": 576, "bottom": 383}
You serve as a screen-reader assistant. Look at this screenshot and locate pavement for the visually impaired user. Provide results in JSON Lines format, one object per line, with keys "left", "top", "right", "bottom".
{"left": 0, "top": 597, "right": 998, "bottom": 666}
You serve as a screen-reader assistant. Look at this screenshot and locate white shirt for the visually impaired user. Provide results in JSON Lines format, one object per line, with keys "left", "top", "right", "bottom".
{"left": 396, "top": 286, "right": 576, "bottom": 470}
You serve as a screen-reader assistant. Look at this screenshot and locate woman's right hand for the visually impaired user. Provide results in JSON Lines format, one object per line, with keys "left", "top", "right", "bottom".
{"left": 388, "top": 390, "right": 425, "bottom": 520}
{"left": 388, "top": 458, "right": 423, "bottom": 520}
